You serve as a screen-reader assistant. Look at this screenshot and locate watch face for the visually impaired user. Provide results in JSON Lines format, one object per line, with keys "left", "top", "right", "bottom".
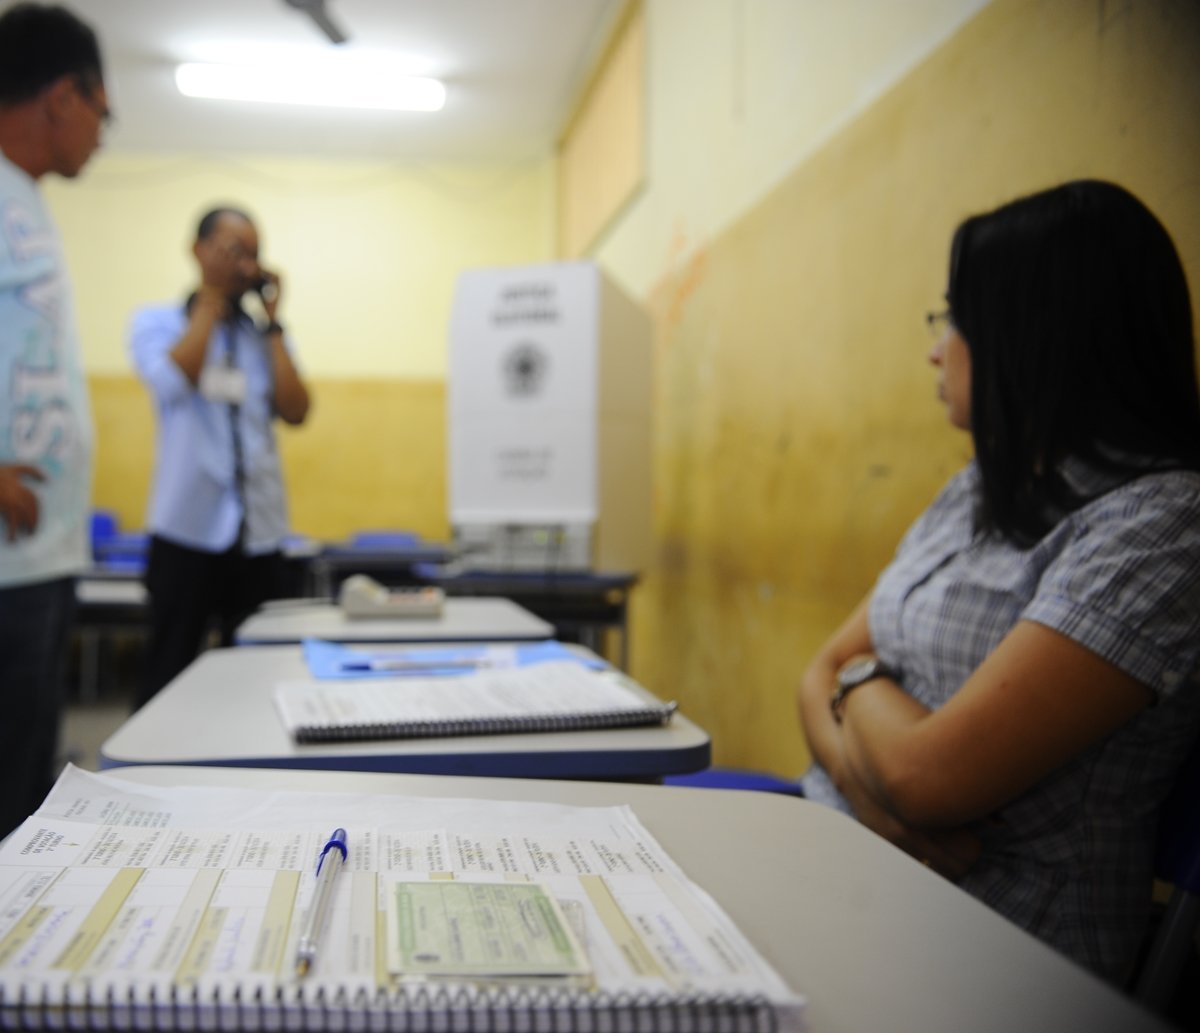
{"left": 839, "top": 658, "right": 879, "bottom": 687}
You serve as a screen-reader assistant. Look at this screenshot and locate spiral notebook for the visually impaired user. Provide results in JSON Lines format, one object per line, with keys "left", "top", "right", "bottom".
{"left": 273, "top": 660, "right": 677, "bottom": 743}
{"left": 0, "top": 766, "right": 806, "bottom": 1032}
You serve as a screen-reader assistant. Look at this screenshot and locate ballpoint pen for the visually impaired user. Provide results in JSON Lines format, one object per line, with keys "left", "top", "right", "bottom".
{"left": 294, "top": 827, "right": 348, "bottom": 978}
{"left": 338, "top": 657, "right": 491, "bottom": 672}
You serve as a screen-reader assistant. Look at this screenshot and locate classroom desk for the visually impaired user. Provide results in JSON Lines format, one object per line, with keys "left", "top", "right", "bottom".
{"left": 234, "top": 596, "right": 554, "bottom": 644}
{"left": 73, "top": 574, "right": 151, "bottom": 701}
{"left": 428, "top": 568, "right": 637, "bottom": 668}
{"left": 99, "top": 644, "right": 711, "bottom": 779}
{"left": 100, "top": 765, "right": 1167, "bottom": 1033}
{"left": 75, "top": 574, "right": 148, "bottom": 609}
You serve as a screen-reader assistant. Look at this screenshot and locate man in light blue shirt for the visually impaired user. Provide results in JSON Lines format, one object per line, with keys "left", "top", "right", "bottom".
{"left": 130, "top": 207, "right": 310, "bottom": 705}
{"left": 0, "top": 2, "right": 108, "bottom": 836}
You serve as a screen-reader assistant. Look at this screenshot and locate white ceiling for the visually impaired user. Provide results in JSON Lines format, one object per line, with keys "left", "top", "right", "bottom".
{"left": 69, "top": 0, "right": 620, "bottom": 161}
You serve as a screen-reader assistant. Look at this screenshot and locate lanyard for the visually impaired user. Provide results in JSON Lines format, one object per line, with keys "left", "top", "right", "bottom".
{"left": 225, "top": 319, "right": 247, "bottom": 546}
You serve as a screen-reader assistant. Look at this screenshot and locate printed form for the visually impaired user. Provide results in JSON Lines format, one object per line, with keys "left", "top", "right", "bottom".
{"left": 0, "top": 766, "right": 803, "bottom": 1027}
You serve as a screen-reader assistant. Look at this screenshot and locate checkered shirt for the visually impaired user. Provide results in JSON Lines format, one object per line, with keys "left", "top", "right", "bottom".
{"left": 803, "top": 460, "right": 1200, "bottom": 980}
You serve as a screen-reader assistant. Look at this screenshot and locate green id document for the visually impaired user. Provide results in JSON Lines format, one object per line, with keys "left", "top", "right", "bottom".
{"left": 386, "top": 881, "right": 593, "bottom": 983}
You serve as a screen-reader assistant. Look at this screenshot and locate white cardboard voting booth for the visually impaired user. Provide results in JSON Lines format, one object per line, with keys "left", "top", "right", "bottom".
{"left": 448, "top": 262, "right": 651, "bottom": 572}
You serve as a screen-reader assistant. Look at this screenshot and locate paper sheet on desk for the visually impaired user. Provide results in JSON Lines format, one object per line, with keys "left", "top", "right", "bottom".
{"left": 2, "top": 766, "right": 805, "bottom": 1032}
{"left": 302, "top": 638, "right": 609, "bottom": 679}
{"left": 32, "top": 765, "right": 629, "bottom": 831}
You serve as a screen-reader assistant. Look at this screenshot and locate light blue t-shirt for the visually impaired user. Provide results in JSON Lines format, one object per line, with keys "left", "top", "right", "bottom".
{"left": 129, "top": 303, "right": 292, "bottom": 554}
{"left": 0, "top": 152, "right": 93, "bottom": 588}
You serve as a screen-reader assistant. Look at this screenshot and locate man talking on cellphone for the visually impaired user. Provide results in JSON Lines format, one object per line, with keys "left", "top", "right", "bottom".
{"left": 130, "top": 206, "right": 311, "bottom": 706}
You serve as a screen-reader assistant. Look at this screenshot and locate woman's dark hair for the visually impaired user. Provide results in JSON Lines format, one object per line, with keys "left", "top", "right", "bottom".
{"left": 0, "top": 3, "right": 103, "bottom": 105}
{"left": 947, "top": 179, "right": 1200, "bottom": 544}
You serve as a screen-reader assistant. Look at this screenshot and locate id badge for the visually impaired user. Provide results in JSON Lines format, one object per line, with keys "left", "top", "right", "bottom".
{"left": 199, "top": 365, "right": 248, "bottom": 404}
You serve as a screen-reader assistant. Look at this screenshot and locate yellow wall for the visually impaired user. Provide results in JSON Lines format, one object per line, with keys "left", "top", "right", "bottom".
{"left": 88, "top": 375, "right": 450, "bottom": 541}
{"left": 48, "top": 153, "right": 555, "bottom": 377}
{"left": 47, "top": 153, "right": 554, "bottom": 532}
{"left": 609, "top": 0, "right": 1200, "bottom": 776}
{"left": 594, "top": 0, "right": 991, "bottom": 297}
{"left": 557, "top": 1, "right": 646, "bottom": 257}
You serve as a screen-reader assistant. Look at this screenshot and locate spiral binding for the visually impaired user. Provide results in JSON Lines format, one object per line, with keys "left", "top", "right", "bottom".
{"left": 0, "top": 983, "right": 780, "bottom": 1032}
{"left": 293, "top": 702, "right": 678, "bottom": 744}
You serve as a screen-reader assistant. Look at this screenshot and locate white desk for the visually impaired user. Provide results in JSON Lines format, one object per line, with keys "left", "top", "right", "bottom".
{"left": 100, "top": 645, "right": 711, "bottom": 779}
{"left": 101, "top": 765, "right": 1167, "bottom": 1033}
{"left": 75, "top": 578, "right": 148, "bottom": 606}
{"left": 235, "top": 596, "right": 554, "bottom": 644}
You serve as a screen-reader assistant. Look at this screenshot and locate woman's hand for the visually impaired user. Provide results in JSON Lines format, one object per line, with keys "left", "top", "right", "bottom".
{"left": 838, "top": 773, "right": 982, "bottom": 879}
{"left": 837, "top": 621, "right": 1154, "bottom": 828}
{"left": 797, "top": 594, "right": 982, "bottom": 880}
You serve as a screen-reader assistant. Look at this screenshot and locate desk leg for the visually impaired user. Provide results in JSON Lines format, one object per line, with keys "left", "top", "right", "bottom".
{"left": 78, "top": 627, "right": 99, "bottom": 703}
{"left": 311, "top": 560, "right": 331, "bottom": 599}
{"left": 578, "top": 624, "right": 602, "bottom": 658}
{"left": 618, "top": 596, "right": 629, "bottom": 672}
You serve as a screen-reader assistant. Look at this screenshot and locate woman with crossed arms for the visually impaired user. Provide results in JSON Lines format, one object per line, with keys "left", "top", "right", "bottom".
{"left": 798, "top": 179, "right": 1200, "bottom": 982}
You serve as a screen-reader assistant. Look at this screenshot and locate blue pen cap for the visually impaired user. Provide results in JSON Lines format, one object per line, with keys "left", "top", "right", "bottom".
{"left": 316, "top": 828, "right": 348, "bottom": 873}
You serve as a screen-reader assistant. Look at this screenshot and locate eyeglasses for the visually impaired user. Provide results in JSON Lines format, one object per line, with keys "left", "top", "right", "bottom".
{"left": 925, "top": 308, "right": 954, "bottom": 338}
{"left": 73, "top": 76, "right": 114, "bottom": 127}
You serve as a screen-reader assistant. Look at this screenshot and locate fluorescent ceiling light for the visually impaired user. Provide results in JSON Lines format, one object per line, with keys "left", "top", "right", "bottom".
{"left": 175, "top": 62, "right": 445, "bottom": 112}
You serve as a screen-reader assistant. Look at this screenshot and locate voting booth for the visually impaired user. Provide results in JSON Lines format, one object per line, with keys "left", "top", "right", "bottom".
{"left": 448, "top": 261, "right": 652, "bottom": 572}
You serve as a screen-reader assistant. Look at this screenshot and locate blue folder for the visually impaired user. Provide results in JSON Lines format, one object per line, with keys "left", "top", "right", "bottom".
{"left": 302, "top": 638, "right": 609, "bottom": 680}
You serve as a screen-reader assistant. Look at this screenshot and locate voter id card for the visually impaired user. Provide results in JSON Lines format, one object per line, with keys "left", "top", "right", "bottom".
{"left": 385, "top": 881, "right": 592, "bottom": 983}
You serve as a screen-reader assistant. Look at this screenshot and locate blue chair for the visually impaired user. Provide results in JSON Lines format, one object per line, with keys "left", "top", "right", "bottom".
{"left": 89, "top": 510, "right": 150, "bottom": 574}
{"left": 1135, "top": 735, "right": 1200, "bottom": 1011}
{"left": 90, "top": 509, "right": 118, "bottom": 552}
{"left": 106, "top": 530, "right": 149, "bottom": 556}
{"left": 664, "top": 767, "right": 805, "bottom": 796}
{"left": 350, "top": 531, "right": 420, "bottom": 549}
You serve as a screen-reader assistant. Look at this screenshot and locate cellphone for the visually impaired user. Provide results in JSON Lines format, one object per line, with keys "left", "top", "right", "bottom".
{"left": 254, "top": 274, "right": 278, "bottom": 303}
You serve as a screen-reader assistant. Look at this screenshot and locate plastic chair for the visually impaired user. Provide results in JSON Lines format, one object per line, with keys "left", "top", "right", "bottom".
{"left": 89, "top": 510, "right": 150, "bottom": 572}
{"left": 350, "top": 531, "right": 420, "bottom": 549}
{"left": 1135, "top": 735, "right": 1200, "bottom": 1010}
{"left": 106, "top": 530, "right": 149, "bottom": 556}
{"left": 90, "top": 509, "right": 118, "bottom": 551}
{"left": 664, "top": 767, "right": 805, "bottom": 796}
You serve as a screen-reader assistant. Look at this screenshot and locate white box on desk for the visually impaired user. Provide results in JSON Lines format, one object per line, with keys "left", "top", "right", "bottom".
{"left": 448, "top": 261, "right": 651, "bottom": 572}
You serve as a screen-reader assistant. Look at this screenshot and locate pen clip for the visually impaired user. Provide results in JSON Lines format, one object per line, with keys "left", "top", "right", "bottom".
{"left": 316, "top": 828, "right": 348, "bottom": 874}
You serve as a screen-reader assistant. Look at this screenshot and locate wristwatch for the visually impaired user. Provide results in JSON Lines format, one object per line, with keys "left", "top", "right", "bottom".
{"left": 830, "top": 657, "right": 899, "bottom": 718}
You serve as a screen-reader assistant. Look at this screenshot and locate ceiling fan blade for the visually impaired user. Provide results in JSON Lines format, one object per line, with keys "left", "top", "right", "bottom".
{"left": 282, "top": 0, "right": 349, "bottom": 45}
